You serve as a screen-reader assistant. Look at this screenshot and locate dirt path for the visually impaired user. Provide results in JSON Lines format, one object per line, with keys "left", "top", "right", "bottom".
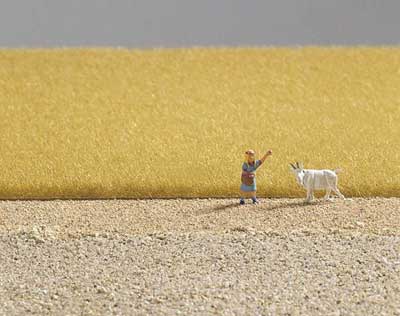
{"left": 1, "top": 198, "right": 399, "bottom": 315}
{"left": 1, "top": 198, "right": 399, "bottom": 237}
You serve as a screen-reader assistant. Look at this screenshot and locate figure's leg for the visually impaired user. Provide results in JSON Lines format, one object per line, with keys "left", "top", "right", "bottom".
{"left": 250, "top": 191, "right": 258, "bottom": 204}
{"left": 239, "top": 190, "right": 246, "bottom": 205}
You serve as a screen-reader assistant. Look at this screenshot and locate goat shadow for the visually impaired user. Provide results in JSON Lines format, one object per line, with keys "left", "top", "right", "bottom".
{"left": 259, "top": 199, "right": 325, "bottom": 211}
{"left": 196, "top": 199, "right": 323, "bottom": 216}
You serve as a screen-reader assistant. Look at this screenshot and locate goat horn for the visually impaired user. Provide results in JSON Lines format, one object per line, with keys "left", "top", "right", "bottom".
{"left": 296, "top": 162, "right": 300, "bottom": 168}
{"left": 290, "top": 163, "right": 296, "bottom": 169}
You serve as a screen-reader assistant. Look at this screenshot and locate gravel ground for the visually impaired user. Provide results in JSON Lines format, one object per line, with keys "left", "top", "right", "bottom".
{"left": 0, "top": 198, "right": 399, "bottom": 315}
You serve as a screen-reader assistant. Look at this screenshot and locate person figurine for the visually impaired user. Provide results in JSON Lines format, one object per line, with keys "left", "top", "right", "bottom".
{"left": 240, "top": 149, "right": 273, "bottom": 205}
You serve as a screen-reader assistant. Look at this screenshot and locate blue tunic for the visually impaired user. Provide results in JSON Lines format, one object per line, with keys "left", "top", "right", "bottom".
{"left": 240, "top": 160, "right": 262, "bottom": 192}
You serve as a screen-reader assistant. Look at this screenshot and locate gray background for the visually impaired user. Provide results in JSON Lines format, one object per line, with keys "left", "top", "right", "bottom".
{"left": 0, "top": 0, "right": 399, "bottom": 48}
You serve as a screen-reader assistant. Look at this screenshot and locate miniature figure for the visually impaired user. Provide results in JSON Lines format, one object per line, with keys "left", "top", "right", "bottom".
{"left": 289, "top": 162, "right": 345, "bottom": 203}
{"left": 240, "top": 149, "right": 273, "bottom": 205}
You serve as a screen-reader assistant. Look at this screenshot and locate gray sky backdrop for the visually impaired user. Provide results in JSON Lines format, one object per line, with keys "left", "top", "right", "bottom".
{"left": 1, "top": 0, "right": 400, "bottom": 48}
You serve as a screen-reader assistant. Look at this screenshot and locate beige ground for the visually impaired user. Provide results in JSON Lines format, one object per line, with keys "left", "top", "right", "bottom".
{"left": 0, "top": 198, "right": 399, "bottom": 315}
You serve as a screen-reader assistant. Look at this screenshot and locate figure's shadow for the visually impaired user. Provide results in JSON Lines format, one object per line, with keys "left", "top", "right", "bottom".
{"left": 196, "top": 202, "right": 241, "bottom": 216}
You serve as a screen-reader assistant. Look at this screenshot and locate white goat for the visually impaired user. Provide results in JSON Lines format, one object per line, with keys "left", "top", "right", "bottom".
{"left": 290, "top": 162, "right": 345, "bottom": 203}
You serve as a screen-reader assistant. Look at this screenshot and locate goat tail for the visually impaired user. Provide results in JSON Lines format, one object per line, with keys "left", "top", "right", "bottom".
{"left": 333, "top": 168, "right": 342, "bottom": 174}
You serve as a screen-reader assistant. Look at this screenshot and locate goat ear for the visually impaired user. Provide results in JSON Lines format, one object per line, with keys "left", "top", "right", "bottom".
{"left": 300, "top": 162, "right": 304, "bottom": 169}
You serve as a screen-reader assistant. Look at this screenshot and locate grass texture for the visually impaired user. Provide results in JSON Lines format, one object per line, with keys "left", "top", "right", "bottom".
{"left": 0, "top": 47, "right": 399, "bottom": 199}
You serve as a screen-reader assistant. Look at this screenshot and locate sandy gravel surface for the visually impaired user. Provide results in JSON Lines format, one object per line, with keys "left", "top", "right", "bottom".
{"left": 0, "top": 198, "right": 400, "bottom": 315}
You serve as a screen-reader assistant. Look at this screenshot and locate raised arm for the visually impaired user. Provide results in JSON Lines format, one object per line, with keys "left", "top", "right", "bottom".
{"left": 260, "top": 150, "right": 273, "bottom": 164}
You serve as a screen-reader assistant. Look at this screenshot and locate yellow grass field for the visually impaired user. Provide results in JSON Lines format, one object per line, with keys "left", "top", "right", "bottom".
{"left": 0, "top": 47, "right": 399, "bottom": 199}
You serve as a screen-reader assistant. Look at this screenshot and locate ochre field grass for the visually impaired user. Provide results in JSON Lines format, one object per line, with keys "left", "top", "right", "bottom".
{"left": 0, "top": 47, "right": 399, "bottom": 198}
